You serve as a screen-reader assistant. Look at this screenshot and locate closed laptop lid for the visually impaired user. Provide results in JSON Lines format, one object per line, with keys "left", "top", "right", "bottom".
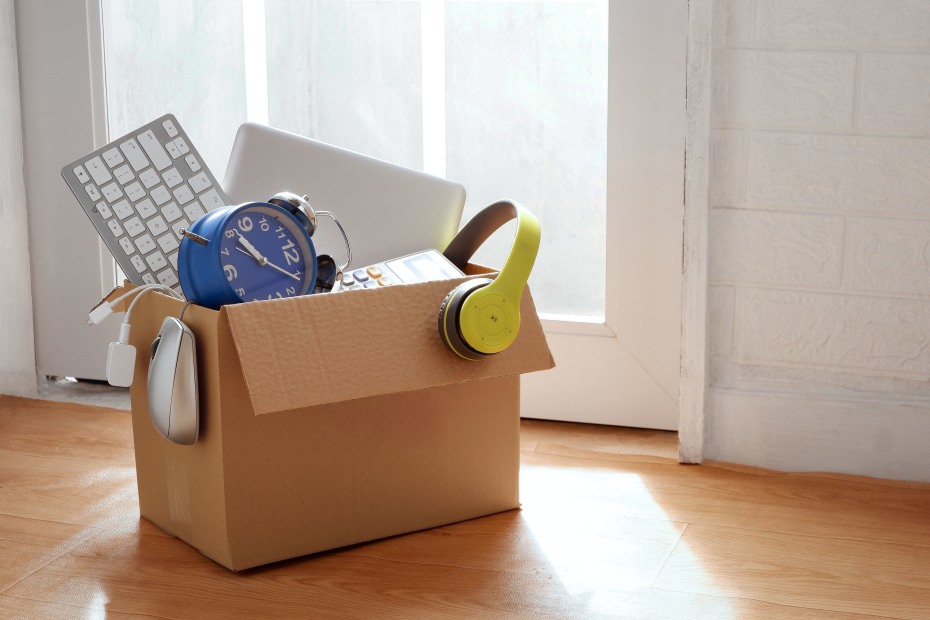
{"left": 223, "top": 122, "right": 466, "bottom": 270}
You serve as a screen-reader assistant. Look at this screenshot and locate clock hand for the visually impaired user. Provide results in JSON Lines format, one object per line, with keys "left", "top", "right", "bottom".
{"left": 236, "top": 232, "right": 264, "bottom": 263}
{"left": 234, "top": 247, "right": 301, "bottom": 282}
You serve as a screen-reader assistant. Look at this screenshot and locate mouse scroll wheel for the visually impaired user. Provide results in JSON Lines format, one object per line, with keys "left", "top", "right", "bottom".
{"left": 150, "top": 336, "right": 161, "bottom": 359}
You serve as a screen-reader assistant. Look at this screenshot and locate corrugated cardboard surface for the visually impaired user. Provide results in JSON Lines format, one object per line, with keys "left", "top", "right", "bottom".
{"left": 223, "top": 274, "right": 554, "bottom": 414}
{"left": 109, "top": 277, "right": 553, "bottom": 570}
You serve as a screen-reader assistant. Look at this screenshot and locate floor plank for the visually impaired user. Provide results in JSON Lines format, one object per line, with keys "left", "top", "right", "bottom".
{"left": 2, "top": 394, "right": 930, "bottom": 619}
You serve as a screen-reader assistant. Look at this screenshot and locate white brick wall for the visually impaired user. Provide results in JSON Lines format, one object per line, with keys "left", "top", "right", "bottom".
{"left": 709, "top": 0, "right": 930, "bottom": 400}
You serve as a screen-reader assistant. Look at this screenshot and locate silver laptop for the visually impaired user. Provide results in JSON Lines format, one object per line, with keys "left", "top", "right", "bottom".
{"left": 223, "top": 123, "right": 466, "bottom": 269}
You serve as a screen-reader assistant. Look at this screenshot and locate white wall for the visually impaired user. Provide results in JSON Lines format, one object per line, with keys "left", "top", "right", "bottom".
{"left": 0, "top": 0, "right": 37, "bottom": 397}
{"left": 704, "top": 0, "right": 930, "bottom": 481}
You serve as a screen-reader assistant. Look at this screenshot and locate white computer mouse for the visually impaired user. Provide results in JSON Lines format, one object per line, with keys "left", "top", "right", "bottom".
{"left": 147, "top": 316, "right": 199, "bottom": 445}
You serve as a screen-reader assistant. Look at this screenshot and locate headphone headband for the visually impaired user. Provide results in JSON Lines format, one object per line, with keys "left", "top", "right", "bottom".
{"left": 442, "top": 200, "right": 540, "bottom": 303}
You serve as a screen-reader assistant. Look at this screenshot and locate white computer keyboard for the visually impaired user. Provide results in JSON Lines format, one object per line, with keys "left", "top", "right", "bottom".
{"left": 61, "top": 113, "right": 230, "bottom": 294}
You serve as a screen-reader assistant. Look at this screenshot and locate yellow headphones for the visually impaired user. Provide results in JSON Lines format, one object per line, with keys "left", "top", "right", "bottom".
{"left": 439, "top": 200, "right": 541, "bottom": 360}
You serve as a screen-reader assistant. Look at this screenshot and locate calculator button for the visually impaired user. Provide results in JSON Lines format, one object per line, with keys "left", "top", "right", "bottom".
{"left": 124, "top": 217, "right": 145, "bottom": 237}
{"left": 367, "top": 266, "right": 383, "bottom": 279}
{"left": 145, "top": 251, "right": 168, "bottom": 271}
{"left": 84, "top": 184, "right": 101, "bottom": 201}
{"left": 136, "top": 199, "right": 157, "bottom": 219}
{"left": 102, "top": 147, "right": 124, "bottom": 168}
{"left": 151, "top": 185, "right": 171, "bottom": 205}
{"left": 163, "top": 167, "right": 183, "bottom": 188}
{"left": 157, "top": 268, "right": 179, "bottom": 287}
{"left": 342, "top": 275, "right": 356, "bottom": 287}
{"left": 147, "top": 215, "right": 169, "bottom": 236}
{"left": 113, "top": 200, "right": 134, "bottom": 220}
{"left": 130, "top": 254, "right": 147, "bottom": 273}
{"left": 199, "top": 188, "right": 225, "bottom": 211}
{"left": 174, "top": 137, "right": 190, "bottom": 155}
{"left": 118, "top": 237, "right": 135, "bottom": 255}
{"left": 73, "top": 165, "right": 90, "bottom": 183}
{"left": 352, "top": 269, "right": 370, "bottom": 282}
{"left": 125, "top": 181, "right": 145, "bottom": 202}
{"left": 135, "top": 234, "right": 157, "bottom": 254}
{"left": 101, "top": 181, "right": 123, "bottom": 203}
{"left": 162, "top": 118, "right": 179, "bottom": 137}
{"left": 188, "top": 172, "right": 211, "bottom": 193}
{"left": 93, "top": 201, "right": 112, "bottom": 219}
{"left": 120, "top": 138, "right": 149, "bottom": 171}
{"left": 139, "top": 168, "right": 160, "bottom": 189}
{"left": 137, "top": 129, "right": 172, "bottom": 171}
{"left": 157, "top": 231, "right": 180, "bottom": 253}
{"left": 107, "top": 219, "right": 124, "bottom": 237}
{"left": 377, "top": 275, "right": 393, "bottom": 286}
{"left": 173, "top": 184, "right": 194, "bottom": 205}
{"left": 85, "top": 156, "right": 112, "bottom": 185}
{"left": 363, "top": 281, "right": 378, "bottom": 289}
{"left": 183, "top": 202, "right": 206, "bottom": 221}
{"left": 114, "top": 164, "right": 135, "bottom": 185}
{"left": 162, "top": 202, "right": 182, "bottom": 222}
{"left": 184, "top": 154, "right": 201, "bottom": 172}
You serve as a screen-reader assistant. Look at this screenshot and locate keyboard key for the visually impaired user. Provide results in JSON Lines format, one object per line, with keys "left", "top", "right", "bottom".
{"left": 139, "top": 168, "right": 160, "bottom": 188}
{"left": 173, "top": 184, "right": 194, "bottom": 205}
{"left": 165, "top": 140, "right": 181, "bottom": 159}
{"left": 183, "top": 202, "right": 206, "bottom": 221}
{"left": 130, "top": 254, "right": 147, "bottom": 273}
{"left": 188, "top": 171, "right": 211, "bottom": 193}
{"left": 101, "top": 181, "right": 123, "bottom": 203}
{"left": 125, "top": 181, "right": 145, "bottom": 202}
{"left": 107, "top": 219, "right": 124, "bottom": 237}
{"left": 137, "top": 129, "right": 171, "bottom": 171}
{"left": 147, "top": 215, "right": 169, "bottom": 236}
{"left": 145, "top": 251, "right": 168, "bottom": 271}
{"left": 85, "top": 156, "right": 112, "bottom": 185}
{"left": 113, "top": 164, "right": 134, "bottom": 185}
{"left": 151, "top": 185, "right": 171, "bottom": 205}
{"left": 162, "top": 118, "right": 178, "bottom": 137}
{"left": 92, "top": 201, "right": 112, "bottom": 219}
{"left": 162, "top": 202, "right": 183, "bottom": 222}
{"left": 174, "top": 137, "right": 190, "bottom": 155}
{"left": 73, "top": 165, "right": 90, "bottom": 183}
{"left": 84, "top": 184, "right": 101, "bottom": 201}
{"left": 168, "top": 252, "right": 178, "bottom": 270}
{"left": 124, "top": 216, "right": 145, "bottom": 237}
{"left": 141, "top": 273, "right": 157, "bottom": 285}
{"left": 163, "top": 167, "right": 183, "bottom": 188}
{"left": 135, "top": 234, "right": 157, "bottom": 254}
{"left": 136, "top": 199, "right": 157, "bottom": 219}
{"left": 171, "top": 218, "right": 191, "bottom": 237}
{"left": 102, "top": 147, "right": 124, "bottom": 168}
{"left": 119, "top": 138, "right": 149, "bottom": 171}
{"left": 199, "top": 188, "right": 225, "bottom": 211}
{"left": 184, "top": 154, "right": 201, "bottom": 172}
{"left": 157, "top": 231, "right": 180, "bottom": 253}
{"left": 157, "top": 268, "right": 179, "bottom": 287}
{"left": 113, "top": 199, "right": 133, "bottom": 220}
{"left": 118, "top": 237, "right": 135, "bottom": 255}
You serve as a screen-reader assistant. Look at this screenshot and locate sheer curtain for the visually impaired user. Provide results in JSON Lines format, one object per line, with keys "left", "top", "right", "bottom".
{"left": 0, "top": 0, "right": 37, "bottom": 396}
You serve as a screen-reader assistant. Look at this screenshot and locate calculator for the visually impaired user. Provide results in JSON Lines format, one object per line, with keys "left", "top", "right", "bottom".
{"left": 339, "top": 249, "right": 465, "bottom": 291}
{"left": 61, "top": 114, "right": 230, "bottom": 293}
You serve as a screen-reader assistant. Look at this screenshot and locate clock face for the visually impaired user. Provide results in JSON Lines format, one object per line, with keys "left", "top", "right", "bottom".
{"left": 218, "top": 205, "right": 316, "bottom": 302}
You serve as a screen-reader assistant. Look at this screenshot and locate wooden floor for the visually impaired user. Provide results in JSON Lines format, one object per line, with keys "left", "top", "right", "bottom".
{"left": 2, "top": 395, "right": 930, "bottom": 619}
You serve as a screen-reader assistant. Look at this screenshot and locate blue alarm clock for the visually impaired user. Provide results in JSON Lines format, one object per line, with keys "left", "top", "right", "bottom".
{"left": 178, "top": 201, "right": 319, "bottom": 309}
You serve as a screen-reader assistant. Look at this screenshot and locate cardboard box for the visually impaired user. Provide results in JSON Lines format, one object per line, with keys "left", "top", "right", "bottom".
{"left": 107, "top": 268, "right": 553, "bottom": 570}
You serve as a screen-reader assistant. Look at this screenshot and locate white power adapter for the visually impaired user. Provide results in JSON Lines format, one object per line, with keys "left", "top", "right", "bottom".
{"left": 91, "top": 284, "right": 185, "bottom": 388}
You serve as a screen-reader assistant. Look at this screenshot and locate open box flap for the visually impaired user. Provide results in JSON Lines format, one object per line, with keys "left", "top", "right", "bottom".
{"left": 221, "top": 274, "right": 555, "bottom": 415}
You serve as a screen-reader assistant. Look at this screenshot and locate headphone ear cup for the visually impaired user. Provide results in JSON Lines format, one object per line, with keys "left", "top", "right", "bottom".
{"left": 438, "top": 278, "right": 493, "bottom": 360}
